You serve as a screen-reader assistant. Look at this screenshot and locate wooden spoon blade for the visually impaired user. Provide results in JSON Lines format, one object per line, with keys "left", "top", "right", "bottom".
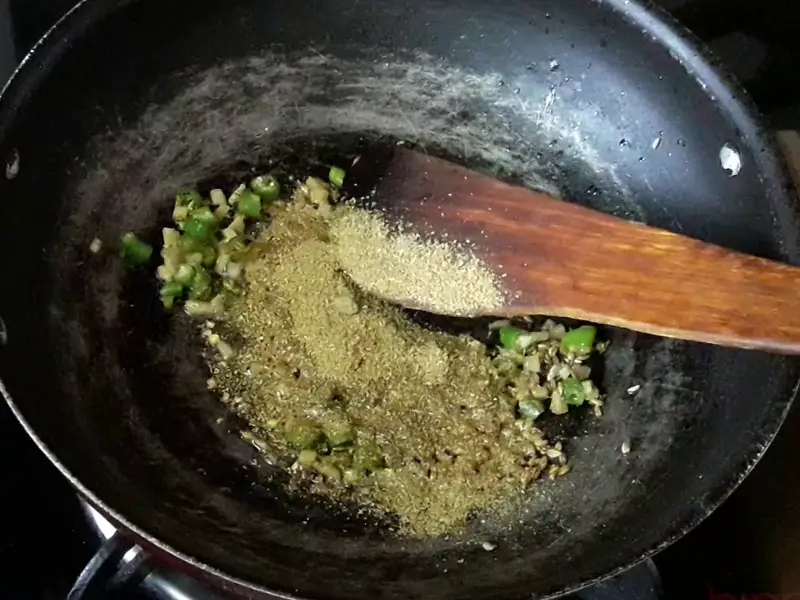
{"left": 372, "top": 148, "right": 800, "bottom": 354}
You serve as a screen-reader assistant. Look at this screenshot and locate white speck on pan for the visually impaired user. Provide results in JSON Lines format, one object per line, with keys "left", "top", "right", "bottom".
{"left": 5, "top": 148, "right": 19, "bottom": 180}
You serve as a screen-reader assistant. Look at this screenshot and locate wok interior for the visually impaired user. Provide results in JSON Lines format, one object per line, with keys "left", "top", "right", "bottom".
{"left": 0, "top": 0, "right": 798, "bottom": 598}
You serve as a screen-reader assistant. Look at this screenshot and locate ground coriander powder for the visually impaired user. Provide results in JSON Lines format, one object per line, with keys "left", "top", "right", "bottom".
{"left": 208, "top": 198, "right": 566, "bottom": 537}
{"left": 330, "top": 206, "right": 505, "bottom": 317}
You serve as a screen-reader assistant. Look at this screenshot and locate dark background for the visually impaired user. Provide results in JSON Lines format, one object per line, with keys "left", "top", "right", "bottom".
{"left": 2, "top": 0, "right": 800, "bottom": 598}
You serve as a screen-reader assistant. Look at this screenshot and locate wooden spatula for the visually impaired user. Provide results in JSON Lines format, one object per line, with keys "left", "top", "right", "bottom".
{"left": 361, "top": 147, "right": 800, "bottom": 354}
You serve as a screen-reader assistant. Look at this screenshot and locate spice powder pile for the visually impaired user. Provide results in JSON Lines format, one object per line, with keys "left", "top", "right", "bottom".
{"left": 208, "top": 199, "right": 567, "bottom": 537}
{"left": 330, "top": 208, "right": 505, "bottom": 317}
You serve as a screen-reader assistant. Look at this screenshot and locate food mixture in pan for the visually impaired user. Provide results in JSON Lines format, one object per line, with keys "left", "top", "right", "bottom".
{"left": 118, "top": 167, "right": 608, "bottom": 536}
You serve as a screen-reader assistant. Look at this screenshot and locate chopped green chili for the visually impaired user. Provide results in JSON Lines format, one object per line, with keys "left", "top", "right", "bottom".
{"left": 188, "top": 268, "right": 213, "bottom": 301}
{"left": 498, "top": 326, "right": 526, "bottom": 351}
{"left": 562, "top": 378, "right": 586, "bottom": 406}
{"left": 184, "top": 217, "right": 216, "bottom": 240}
{"left": 191, "top": 205, "right": 217, "bottom": 224}
{"left": 160, "top": 281, "right": 184, "bottom": 297}
{"left": 159, "top": 281, "right": 184, "bottom": 309}
{"left": 119, "top": 232, "right": 153, "bottom": 266}
{"left": 236, "top": 189, "right": 262, "bottom": 218}
{"left": 329, "top": 166, "right": 345, "bottom": 188}
{"left": 250, "top": 175, "right": 280, "bottom": 202}
{"left": 560, "top": 325, "right": 597, "bottom": 356}
{"left": 128, "top": 174, "right": 613, "bottom": 521}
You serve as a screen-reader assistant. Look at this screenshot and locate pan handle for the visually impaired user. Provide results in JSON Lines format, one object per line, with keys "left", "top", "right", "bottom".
{"left": 66, "top": 531, "right": 151, "bottom": 600}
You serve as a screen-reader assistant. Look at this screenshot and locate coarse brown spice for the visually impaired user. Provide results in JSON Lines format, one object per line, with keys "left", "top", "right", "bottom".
{"left": 208, "top": 199, "right": 567, "bottom": 537}
{"left": 330, "top": 207, "right": 505, "bottom": 317}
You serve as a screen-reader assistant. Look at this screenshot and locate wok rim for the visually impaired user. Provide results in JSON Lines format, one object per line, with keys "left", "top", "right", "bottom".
{"left": 0, "top": 0, "right": 797, "bottom": 598}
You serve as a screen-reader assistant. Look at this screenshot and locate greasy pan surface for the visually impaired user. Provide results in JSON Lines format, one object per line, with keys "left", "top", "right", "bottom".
{"left": 0, "top": 0, "right": 798, "bottom": 598}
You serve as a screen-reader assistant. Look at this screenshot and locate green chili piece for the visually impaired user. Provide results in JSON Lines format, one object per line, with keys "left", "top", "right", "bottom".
{"left": 498, "top": 326, "right": 526, "bottom": 351}
{"left": 329, "top": 166, "right": 345, "bottom": 188}
{"left": 119, "top": 232, "right": 153, "bottom": 266}
{"left": 188, "top": 268, "right": 213, "bottom": 301}
{"left": 250, "top": 175, "right": 280, "bottom": 202}
{"left": 191, "top": 205, "right": 217, "bottom": 224}
{"left": 560, "top": 325, "right": 597, "bottom": 355}
{"left": 160, "top": 281, "right": 184, "bottom": 297}
{"left": 562, "top": 378, "right": 586, "bottom": 406}
{"left": 237, "top": 189, "right": 262, "bottom": 218}
{"left": 184, "top": 217, "right": 216, "bottom": 241}
{"left": 159, "top": 281, "right": 184, "bottom": 309}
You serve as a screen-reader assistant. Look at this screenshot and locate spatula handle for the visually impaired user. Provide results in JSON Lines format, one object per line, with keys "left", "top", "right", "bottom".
{"left": 386, "top": 149, "right": 800, "bottom": 354}
{"left": 468, "top": 191, "right": 800, "bottom": 354}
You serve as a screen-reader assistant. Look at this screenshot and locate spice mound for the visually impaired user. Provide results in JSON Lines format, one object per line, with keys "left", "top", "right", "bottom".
{"left": 210, "top": 193, "right": 602, "bottom": 536}
{"left": 330, "top": 208, "right": 505, "bottom": 317}
{"left": 118, "top": 172, "right": 606, "bottom": 537}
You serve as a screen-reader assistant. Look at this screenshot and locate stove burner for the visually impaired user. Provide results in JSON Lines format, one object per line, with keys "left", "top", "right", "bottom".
{"left": 81, "top": 500, "right": 223, "bottom": 600}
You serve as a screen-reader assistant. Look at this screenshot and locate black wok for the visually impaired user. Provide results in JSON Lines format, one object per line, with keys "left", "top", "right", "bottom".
{"left": 0, "top": 0, "right": 798, "bottom": 598}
